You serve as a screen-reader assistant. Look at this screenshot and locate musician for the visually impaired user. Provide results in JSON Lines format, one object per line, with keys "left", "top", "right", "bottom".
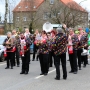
{"left": 79, "top": 30, "right": 88, "bottom": 67}
{"left": 4, "top": 32, "right": 15, "bottom": 69}
{"left": 77, "top": 29, "right": 84, "bottom": 70}
{"left": 20, "top": 32, "right": 32, "bottom": 74}
{"left": 24, "top": 28, "right": 30, "bottom": 38}
{"left": 32, "top": 29, "right": 40, "bottom": 61}
{"left": 68, "top": 29, "right": 79, "bottom": 74}
{"left": 51, "top": 28, "right": 67, "bottom": 80}
{"left": 37, "top": 31, "right": 49, "bottom": 75}
{"left": 24, "top": 28, "right": 31, "bottom": 63}
{"left": 12, "top": 30, "right": 20, "bottom": 67}
{"left": 48, "top": 30, "right": 56, "bottom": 67}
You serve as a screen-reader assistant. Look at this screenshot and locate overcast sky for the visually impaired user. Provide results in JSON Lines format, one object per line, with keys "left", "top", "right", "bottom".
{"left": 0, "top": 0, "right": 90, "bottom": 20}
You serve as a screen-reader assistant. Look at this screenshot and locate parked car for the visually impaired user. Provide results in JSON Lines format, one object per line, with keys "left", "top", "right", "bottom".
{"left": 0, "top": 35, "right": 7, "bottom": 62}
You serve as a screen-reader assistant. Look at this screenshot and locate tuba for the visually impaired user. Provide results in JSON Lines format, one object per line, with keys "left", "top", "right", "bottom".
{"left": 43, "top": 22, "right": 53, "bottom": 32}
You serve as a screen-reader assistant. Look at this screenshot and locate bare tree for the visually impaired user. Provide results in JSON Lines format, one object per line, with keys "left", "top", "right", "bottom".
{"left": 43, "top": 1, "right": 88, "bottom": 28}
{"left": 4, "top": 0, "right": 8, "bottom": 34}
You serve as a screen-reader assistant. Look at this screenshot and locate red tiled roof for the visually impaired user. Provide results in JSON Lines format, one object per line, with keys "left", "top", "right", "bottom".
{"left": 13, "top": 0, "right": 87, "bottom": 13}
{"left": 60, "top": 0, "right": 87, "bottom": 13}
{"left": 13, "top": 0, "right": 44, "bottom": 12}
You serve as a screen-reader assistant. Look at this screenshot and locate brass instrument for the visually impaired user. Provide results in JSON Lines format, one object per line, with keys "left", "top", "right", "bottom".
{"left": 5, "top": 37, "right": 13, "bottom": 49}
{"left": 43, "top": 22, "right": 53, "bottom": 32}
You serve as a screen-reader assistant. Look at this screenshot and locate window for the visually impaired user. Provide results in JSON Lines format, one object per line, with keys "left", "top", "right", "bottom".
{"left": 16, "top": 17, "right": 19, "bottom": 21}
{"left": 43, "top": 12, "right": 51, "bottom": 20}
{"left": 16, "top": 27, "right": 19, "bottom": 30}
{"left": 51, "top": 13, "right": 56, "bottom": 18}
{"left": 33, "top": 6, "right": 36, "bottom": 9}
{"left": 25, "top": 6, "right": 28, "bottom": 8}
{"left": 18, "top": 6, "right": 21, "bottom": 8}
{"left": 50, "top": 0, "right": 54, "bottom": 4}
{"left": 24, "top": 27, "right": 27, "bottom": 30}
{"left": 23, "top": 17, "right": 27, "bottom": 21}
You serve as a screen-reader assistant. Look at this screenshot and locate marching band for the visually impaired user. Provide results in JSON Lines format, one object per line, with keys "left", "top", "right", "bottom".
{"left": 3, "top": 25, "right": 90, "bottom": 80}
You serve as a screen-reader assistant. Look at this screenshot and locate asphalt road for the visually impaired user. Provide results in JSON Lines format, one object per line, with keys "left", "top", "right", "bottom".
{"left": 0, "top": 55, "right": 90, "bottom": 90}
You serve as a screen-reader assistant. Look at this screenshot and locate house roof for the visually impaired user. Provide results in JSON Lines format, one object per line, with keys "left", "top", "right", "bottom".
{"left": 13, "top": 0, "right": 87, "bottom": 13}
{"left": 13, "top": 0, "right": 44, "bottom": 12}
{"left": 60, "top": 0, "right": 87, "bottom": 13}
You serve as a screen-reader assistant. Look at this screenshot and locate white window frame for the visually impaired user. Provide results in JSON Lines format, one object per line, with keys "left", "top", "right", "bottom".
{"left": 43, "top": 12, "right": 51, "bottom": 20}
{"left": 18, "top": 6, "right": 21, "bottom": 8}
{"left": 16, "top": 17, "right": 20, "bottom": 21}
{"left": 25, "top": 6, "right": 28, "bottom": 8}
{"left": 50, "top": 0, "right": 54, "bottom": 4}
{"left": 23, "top": 17, "right": 27, "bottom": 21}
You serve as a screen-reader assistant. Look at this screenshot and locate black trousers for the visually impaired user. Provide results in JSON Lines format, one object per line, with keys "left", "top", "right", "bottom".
{"left": 21, "top": 50, "right": 30, "bottom": 73}
{"left": 15, "top": 47, "right": 20, "bottom": 65}
{"left": 39, "top": 53, "right": 49, "bottom": 74}
{"left": 77, "top": 49, "right": 82, "bottom": 68}
{"left": 54, "top": 53, "right": 67, "bottom": 79}
{"left": 13, "top": 47, "right": 20, "bottom": 66}
{"left": 69, "top": 50, "right": 78, "bottom": 72}
{"left": 33, "top": 44, "right": 38, "bottom": 60}
{"left": 6, "top": 52, "right": 14, "bottom": 68}
{"left": 49, "top": 51, "right": 55, "bottom": 67}
{"left": 81, "top": 55, "right": 87, "bottom": 66}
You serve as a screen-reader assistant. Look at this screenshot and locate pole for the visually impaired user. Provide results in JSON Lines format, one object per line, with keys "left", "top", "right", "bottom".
{"left": 4, "top": 0, "right": 8, "bottom": 34}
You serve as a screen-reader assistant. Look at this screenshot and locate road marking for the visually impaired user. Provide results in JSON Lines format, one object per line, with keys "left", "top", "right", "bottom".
{"left": 35, "top": 58, "right": 90, "bottom": 79}
{"left": 0, "top": 63, "right": 6, "bottom": 66}
{"left": 35, "top": 69, "right": 56, "bottom": 79}
{"left": 35, "top": 75, "right": 44, "bottom": 79}
{"left": 48, "top": 69, "right": 56, "bottom": 74}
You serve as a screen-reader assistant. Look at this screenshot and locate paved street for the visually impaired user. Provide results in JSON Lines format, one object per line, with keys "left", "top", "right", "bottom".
{"left": 0, "top": 55, "right": 90, "bottom": 90}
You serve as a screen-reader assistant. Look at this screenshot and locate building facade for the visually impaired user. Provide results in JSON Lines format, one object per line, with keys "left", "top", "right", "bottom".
{"left": 13, "top": 0, "right": 88, "bottom": 32}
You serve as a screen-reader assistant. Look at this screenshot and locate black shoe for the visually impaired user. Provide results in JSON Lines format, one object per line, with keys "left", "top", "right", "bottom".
{"left": 36, "top": 59, "right": 38, "bottom": 61}
{"left": 17, "top": 65, "right": 20, "bottom": 67}
{"left": 55, "top": 77, "right": 60, "bottom": 80}
{"left": 69, "top": 71, "right": 74, "bottom": 73}
{"left": 40, "top": 73, "right": 44, "bottom": 75}
{"left": 83, "top": 65, "right": 86, "bottom": 68}
{"left": 73, "top": 71, "right": 77, "bottom": 74}
{"left": 63, "top": 77, "right": 67, "bottom": 80}
{"left": 79, "top": 68, "right": 81, "bottom": 70}
{"left": 25, "top": 72, "right": 28, "bottom": 74}
{"left": 11, "top": 67, "right": 13, "bottom": 69}
{"left": 32, "top": 59, "right": 35, "bottom": 61}
{"left": 13, "top": 64, "right": 16, "bottom": 66}
{"left": 5, "top": 67, "right": 9, "bottom": 69}
{"left": 44, "top": 73, "right": 47, "bottom": 76}
{"left": 49, "top": 65, "right": 52, "bottom": 67}
{"left": 67, "top": 59, "right": 70, "bottom": 61}
{"left": 20, "top": 71, "right": 25, "bottom": 74}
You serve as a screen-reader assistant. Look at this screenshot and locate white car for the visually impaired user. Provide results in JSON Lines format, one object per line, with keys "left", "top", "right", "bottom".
{"left": 0, "top": 35, "right": 7, "bottom": 62}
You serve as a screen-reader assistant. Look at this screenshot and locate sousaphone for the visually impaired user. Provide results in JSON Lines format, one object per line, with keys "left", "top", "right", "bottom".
{"left": 43, "top": 22, "right": 53, "bottom": 32}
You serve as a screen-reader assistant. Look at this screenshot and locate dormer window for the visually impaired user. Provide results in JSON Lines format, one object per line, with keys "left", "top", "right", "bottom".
{"left": 50, "top": 0, "right": 54, "bottom": 4}
{"left": 33, "top": 6, "right": 36, "bottom": 9}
